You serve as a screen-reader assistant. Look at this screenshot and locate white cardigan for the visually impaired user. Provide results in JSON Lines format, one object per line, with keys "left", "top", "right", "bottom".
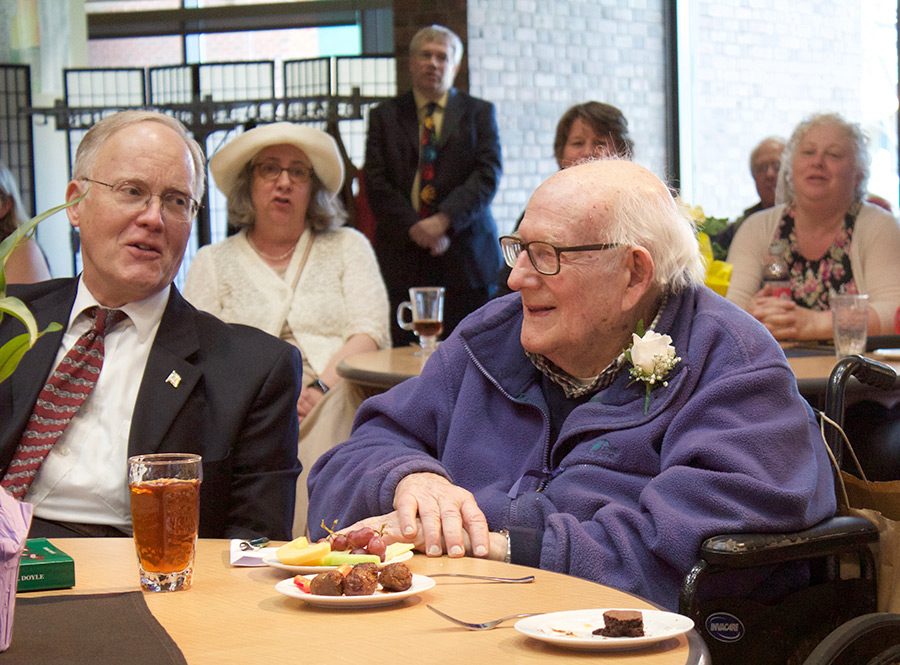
{"left": 726, "top": 203, "right": 900, "bottom": 332}
{"left": 183, "top": 227, "right": 390, "bottom": 374}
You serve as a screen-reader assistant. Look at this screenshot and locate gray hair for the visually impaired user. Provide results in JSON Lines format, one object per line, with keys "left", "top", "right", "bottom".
{"left": 749, "top": 136, "right": 785, "bottom": 172}
{"left": 0, "top": 161, "right": 27, "bottom": 239}
{"left": 409, "top": 25, "right": 463, "bottom": 67}
{"left": 776, "top": 112, "right": 869, "bottom": 205}
{"left": 73, "top": 110, "right": 206, "bottom": 201}
{"left": 600, "top": 161, "right": 705, "bottom": 293}
{"left": 226, "top": 159, "right": 346, "bottom": 232}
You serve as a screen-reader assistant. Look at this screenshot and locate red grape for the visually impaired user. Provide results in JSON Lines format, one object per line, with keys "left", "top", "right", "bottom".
{"left": 347, "top": 527, "right": 375, "bottom": 549}
{"left": 351, "top": 547, "right": 368, "bottom": 555}
{"left": 367, "top": 535, "right": 386, "bottom": 561}
{"left": 331, "top": 534, "right": 349, "bottom": 551}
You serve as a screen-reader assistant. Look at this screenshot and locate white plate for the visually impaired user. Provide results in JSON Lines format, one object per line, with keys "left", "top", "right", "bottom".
{"left": 872, "top": 348, "right": 900, "bottom": 361}
{"left": 515, "top": 609, "right": 693, "bottom": 652}
{"left": 262, "top": 549, "right": 413, "bottom": 574}
{"left": 275, "top": 573, "right": 435, "bottom": 608}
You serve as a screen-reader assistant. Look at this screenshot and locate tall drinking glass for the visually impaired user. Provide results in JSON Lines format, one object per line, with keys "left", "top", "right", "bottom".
{"left": 831, "top": 293, "right": 869, "bottom": 358}
{"left": 396, "top": 286, "right": 445, "bottom": 355}
{"left": 128, "top": 453, "right": 202, "bottom": 592}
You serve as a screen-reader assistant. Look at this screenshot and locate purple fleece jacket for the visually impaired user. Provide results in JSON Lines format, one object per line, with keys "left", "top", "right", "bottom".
{"left": 307, "top": 286, "right": 836, "bottom": 609}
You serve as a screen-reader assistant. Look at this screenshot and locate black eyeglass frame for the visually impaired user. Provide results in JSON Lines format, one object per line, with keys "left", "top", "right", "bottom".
{"left": 499, "top": 235, "right": 621, "bottom": 276}
{"left": 81, "top": 177, "right": 200, "bottom": 218}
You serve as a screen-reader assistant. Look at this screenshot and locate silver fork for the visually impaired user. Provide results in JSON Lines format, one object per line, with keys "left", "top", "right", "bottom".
{"left": 429, "top": 573, "right": 535, "bottom": 584}
{"left": 427, "top": 604, "right": 542, "bottom": 630}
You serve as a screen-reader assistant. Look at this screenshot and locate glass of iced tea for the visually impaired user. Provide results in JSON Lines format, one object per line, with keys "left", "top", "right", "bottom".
{"left": 128, "top": 453, "right": 202, "bottom": 592}
{"left": 396, "top": 286, "right": 445, "bottom": 355}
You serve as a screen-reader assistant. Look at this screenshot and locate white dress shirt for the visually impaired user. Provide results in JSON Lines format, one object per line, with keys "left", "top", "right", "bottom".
{"left": 26, "top": 277, "right": 169, "bottom": 530}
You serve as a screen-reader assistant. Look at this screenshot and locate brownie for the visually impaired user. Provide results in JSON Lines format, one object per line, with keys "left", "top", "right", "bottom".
{"left": 592, "top": 610, "right": 644, "bottom": 637}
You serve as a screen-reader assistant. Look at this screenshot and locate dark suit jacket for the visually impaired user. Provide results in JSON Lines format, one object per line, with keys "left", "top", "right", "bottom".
{"left": 0, "top": 279, "right": 302, "bottom": 540}
{"left": 364, "top": 88, "right": 502, "bottom": 291}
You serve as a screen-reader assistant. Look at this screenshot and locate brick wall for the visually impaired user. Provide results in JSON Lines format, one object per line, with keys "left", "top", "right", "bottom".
{"left": 466, "top": 0, "right": 669, "bottom": 234}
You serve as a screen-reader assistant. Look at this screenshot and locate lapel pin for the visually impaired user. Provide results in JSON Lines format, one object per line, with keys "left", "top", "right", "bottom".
{"left": 165, "top": 371, "right": 182, "bottom": 388}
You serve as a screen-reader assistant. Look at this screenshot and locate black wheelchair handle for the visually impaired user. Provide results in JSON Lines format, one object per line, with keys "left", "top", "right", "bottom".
{"left": 824, "top": 354, "right": 897, "bottom": 461}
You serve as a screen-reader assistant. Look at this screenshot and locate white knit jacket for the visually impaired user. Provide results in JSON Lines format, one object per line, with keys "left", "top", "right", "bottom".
{"left": 183, "top": 227, "right": 390, "bottom": 374}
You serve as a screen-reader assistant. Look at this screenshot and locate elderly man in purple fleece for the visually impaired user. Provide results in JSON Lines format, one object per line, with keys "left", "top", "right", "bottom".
{"left": 307, "top": 159, "right": 836, "bottom": 610}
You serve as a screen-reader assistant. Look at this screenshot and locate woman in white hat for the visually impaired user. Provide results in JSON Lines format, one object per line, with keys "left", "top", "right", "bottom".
{"left": 183, "top": 123, "right": 390, "bottom": 535}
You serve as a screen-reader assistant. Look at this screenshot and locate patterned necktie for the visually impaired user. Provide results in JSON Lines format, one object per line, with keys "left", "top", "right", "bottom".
{"left": 417, "top": 102, "right": 439, "bottom": 219}
{"left": 1, "top": 307, "right": 127, "bottom": 500}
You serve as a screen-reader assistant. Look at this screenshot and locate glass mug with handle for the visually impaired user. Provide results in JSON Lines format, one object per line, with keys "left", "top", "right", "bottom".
{"left": 128, "top": 453, "right": 202, "bottom": 592}
{"left": 396, "top": 286, "right": 445, "bottom": 355}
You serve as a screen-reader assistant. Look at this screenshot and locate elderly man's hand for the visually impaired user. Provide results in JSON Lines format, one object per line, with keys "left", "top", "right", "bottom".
{"left": 390, "top": 472, "right": 491, "bottom": 558}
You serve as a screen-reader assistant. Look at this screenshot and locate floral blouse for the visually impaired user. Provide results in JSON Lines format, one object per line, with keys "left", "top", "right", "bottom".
{"left": 773, "top": 205, "right": 859, "bottom": 310}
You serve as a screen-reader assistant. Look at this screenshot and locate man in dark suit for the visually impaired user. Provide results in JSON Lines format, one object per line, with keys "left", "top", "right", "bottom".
{"left": 365, "top": 25, "right": 502, "bottom": 346}
{"left": 0, "top": 111, "right": 301, "bottom": 540}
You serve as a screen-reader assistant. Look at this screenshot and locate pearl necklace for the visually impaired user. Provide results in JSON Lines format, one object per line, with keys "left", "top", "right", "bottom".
{"left": 247, "top": 234, "right": 296, "bottom": 262}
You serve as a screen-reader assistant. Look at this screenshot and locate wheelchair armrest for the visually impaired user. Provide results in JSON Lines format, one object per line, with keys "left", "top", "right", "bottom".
{"left": 698, "top": 515, "right": 878, "bottom": 568}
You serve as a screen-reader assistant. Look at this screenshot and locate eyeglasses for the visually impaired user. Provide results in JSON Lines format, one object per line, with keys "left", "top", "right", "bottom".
{"left": 253, "top": 161, "right": 313, "bottom": 183}
{"left": 82, "top": 178, "right": 199, "bottom": 223}
{"left": 499, "top": 235, "right": 620, "bottom": 276}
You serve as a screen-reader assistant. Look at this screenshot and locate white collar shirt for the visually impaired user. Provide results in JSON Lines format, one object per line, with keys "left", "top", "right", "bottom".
{"left": 26, "top": 277, "right": 169, "bottom": 530}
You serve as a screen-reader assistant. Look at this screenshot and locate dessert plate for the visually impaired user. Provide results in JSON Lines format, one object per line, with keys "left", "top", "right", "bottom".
{"left": 515, "top": 608, "right": 693, "bottom": 651}
{"left": 262, "top": 549, "right": 413, "bottom": 574}
{"left": 275, "top": 573, "right": 435, "bottom": 609}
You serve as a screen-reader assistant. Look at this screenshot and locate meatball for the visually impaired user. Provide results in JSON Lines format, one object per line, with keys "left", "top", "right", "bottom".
{"left": 379, "top": 562, "right": 413, "bottom": 592}
{"left": 344, "top": 564, "right": 379, "bottom": 596}
{"left": 309, "top": 569, "right": 344, "bottom": 596}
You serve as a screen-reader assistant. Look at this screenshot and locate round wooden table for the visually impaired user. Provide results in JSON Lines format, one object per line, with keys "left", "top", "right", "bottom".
{"left": 21, "top": 538, "right": 709, "bottom": 664}
{"left": 338, "top": 346, "right": 900, "bottom": 399}
{"left": 337, "top": 345, "right": 427, "bottom": 389}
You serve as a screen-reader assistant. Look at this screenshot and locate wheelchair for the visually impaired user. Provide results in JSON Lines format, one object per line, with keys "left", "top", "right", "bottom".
{"left": 679, "top": 354, "right": 898, "bottom": 664}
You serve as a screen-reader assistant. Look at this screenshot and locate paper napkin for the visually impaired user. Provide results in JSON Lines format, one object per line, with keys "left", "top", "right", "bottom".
{"left": 229, "top": 539, "right": 274, "bottom": 567}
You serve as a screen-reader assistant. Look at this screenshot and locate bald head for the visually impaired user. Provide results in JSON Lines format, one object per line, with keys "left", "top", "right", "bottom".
{"left": 525, "top": 159, "right": 704, "bottom": 292}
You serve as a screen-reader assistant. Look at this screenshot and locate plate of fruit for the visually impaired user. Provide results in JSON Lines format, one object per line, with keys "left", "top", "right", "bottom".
{"left": 263, "top": 525, "right": 415, "bottom": 574}
{"left": 275, "top": 561, "right": 435, "bottom": 608}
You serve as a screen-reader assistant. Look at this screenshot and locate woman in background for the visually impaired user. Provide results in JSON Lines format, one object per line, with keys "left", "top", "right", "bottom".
{"left": 496, "top": 101, "right": 634, "bottom": 294}
{"left": 726, "top": 112, "right": 900, "bottom": 340}
{"left": 1, "top": 162, "right": 51, "bottom": 283}
{"left": 183, "top": 123, "right": 389, "bottom": 536}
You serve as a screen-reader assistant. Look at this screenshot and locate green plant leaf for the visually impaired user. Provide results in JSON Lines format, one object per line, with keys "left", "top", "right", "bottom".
{"left": 0, "top": 295, "right": 40, "bottom": 340}
{"left": 0, "top": 193, "right": 81, "bottom": 384}
{"left": 0, "top": 196, "right": 82, "bottom": 269}
{"left": 0, "top": 322, "right": 62, "bottom": 383}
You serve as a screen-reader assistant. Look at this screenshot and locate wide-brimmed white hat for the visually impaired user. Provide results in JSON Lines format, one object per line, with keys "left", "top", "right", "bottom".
{"left": 210, "top": 122, "right": 344, "bottom": 197}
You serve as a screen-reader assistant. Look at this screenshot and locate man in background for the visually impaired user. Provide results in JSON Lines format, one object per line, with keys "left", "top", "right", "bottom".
{"left": 0, "top": 110, "right": 301, "bottom": 540}
{"left": 365, "top": 24, "right": 502, "bottom": 345}
{"left": 715, "top": 136, "right": 785, "bottom": 253}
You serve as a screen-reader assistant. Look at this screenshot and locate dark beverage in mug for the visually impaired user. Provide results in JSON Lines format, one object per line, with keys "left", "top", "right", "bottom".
{"left": 413, "top": 319, "right": 443, "bottom": 338}
{"left": 130, "top": 478, "right": 200, "bottom": 576}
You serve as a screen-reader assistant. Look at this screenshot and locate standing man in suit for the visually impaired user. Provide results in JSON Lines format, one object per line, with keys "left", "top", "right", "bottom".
{"left": 365, "top": 25, "right": 503, "bottom": 346}
{"left": 0, "top": 111, "right": 301, "bottom": 540}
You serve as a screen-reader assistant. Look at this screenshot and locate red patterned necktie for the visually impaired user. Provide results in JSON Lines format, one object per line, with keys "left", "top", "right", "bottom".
{"left": 1, "top": 307, "right": 127, "bottom": 500}
{"left": 417, "top": 102, "right": 439, "bottom": 219}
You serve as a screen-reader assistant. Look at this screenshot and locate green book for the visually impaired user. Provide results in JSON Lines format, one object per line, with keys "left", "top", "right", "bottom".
{"left": 17, "top": 538, "right": 76, "bottom": 592}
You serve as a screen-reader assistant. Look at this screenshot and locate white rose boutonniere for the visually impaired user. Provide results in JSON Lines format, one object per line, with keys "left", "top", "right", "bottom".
{"left": 624, "top": 322, "right": 681, "bottom": 414}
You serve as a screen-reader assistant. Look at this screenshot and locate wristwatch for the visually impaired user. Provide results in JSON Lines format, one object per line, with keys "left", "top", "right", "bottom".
{"left": 311, "top": 378, "right": 330, "bottom": 394}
